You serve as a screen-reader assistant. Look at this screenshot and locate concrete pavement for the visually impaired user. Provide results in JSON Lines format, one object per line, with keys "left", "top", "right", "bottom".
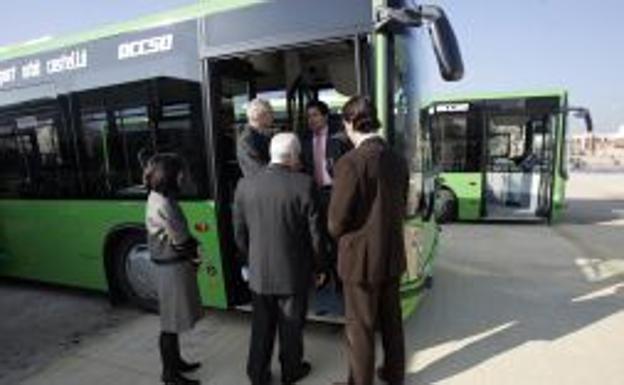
{"left": 3, "top": 172, "right": 623, "bottom": 385}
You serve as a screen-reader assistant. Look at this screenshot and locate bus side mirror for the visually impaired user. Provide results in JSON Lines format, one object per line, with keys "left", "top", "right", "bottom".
{"left": 563, "top": 107, "right": 593, "bottom": 133}
{"left": 419, "top": 5, "right": 464, "bottom": 82}
{"left": 575, "top": 109, "right": 593, "bottom": 133}
{"left": 376, "top": 5, "right": 464, "bottom": 82}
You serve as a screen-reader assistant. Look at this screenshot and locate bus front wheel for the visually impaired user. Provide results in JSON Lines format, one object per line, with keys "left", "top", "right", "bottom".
{"left": 435, "top": 189, "right": 458, "bottom": 224}
{"left": 113, "top": 231, "right": 159, "bottom": 312}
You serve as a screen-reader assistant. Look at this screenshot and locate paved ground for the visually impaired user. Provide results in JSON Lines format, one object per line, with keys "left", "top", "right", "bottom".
{"left": 1, "top": 172, "right": 623, "bottom": 385}
{"left": 0, "top": 284, "right": 140, "bottom": 385}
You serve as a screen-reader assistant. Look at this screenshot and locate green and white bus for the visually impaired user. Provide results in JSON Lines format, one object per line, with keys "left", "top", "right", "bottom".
{"left": 0, "top": 0, "right": 463, "bottom": 320}
{"left": 427, "top": 91, "right": 592, "bottom": 223}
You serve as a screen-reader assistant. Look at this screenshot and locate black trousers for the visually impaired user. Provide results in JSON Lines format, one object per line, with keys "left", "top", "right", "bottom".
{"left": 247, "top": 291, "right": 308, "bottom": 385}
{"left": 319, "top": 187, "right": 338, "bottom": 280}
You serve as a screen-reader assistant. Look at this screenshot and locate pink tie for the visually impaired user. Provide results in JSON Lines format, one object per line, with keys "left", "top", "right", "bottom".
{"left": 314, "top": 134, "right": 325, "bottom": 186}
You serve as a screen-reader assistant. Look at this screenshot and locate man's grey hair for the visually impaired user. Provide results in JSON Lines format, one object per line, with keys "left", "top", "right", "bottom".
{"left": 270, "top": 133, "right": 301, "bottom": 164}
{"left": 246, "top": 98, "right": 273, "bottom": 125}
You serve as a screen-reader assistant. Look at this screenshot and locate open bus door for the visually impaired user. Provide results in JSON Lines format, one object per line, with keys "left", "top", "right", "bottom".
{"left": 204, "top": 39, "right": 364, "bottom": 320}
{"left": 550, "top": 107, "right": 592, "bottom": 221}
{"left": 483, "top": 110, "right": 557, "bottom": 221}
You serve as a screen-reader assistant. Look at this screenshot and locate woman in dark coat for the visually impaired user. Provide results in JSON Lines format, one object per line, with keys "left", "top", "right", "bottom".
{"left": 144, "top": 153, "right": 203, "bottom": 385}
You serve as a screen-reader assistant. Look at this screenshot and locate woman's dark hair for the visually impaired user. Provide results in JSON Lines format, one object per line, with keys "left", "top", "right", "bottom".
{"left": 306, "top": 100, "right": 330, "bottom": 117}
{"left": 341, "top": 96, "right": 381, "bottom": 133}
{"left": 143, "top": 153, "right": 184, "bottom": 196}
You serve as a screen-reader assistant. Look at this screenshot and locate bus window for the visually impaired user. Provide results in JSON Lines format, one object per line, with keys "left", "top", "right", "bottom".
{"left": 0, "top": 104, "right": 79, "bottom": 198}
{"left": 109, "top": 106, "right": 153, "bottom": 196}
{"left": 435, "top": 113, "right": 469, "bottom": 171}
{"left": 0, "top": 124, "right": 24, "bottom": 197}
{"left": 487, "top": 115, "right": 527, "bottom": 171}
{"left": 80, "top": 110, "right": 113, "bottom": 195}
{"left": 75, "top": 78, "right": 208, "bottom": 199}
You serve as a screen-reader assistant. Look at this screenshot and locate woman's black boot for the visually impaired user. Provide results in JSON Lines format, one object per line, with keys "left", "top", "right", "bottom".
{"left": 160, "top": 333, "right": 201, "bottom": 384}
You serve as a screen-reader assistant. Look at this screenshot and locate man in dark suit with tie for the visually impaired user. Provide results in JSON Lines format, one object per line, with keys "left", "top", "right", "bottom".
{"left": 299, "top": 100, "right": 352, "bottom": 287}
{"left": 299, "top": 100, "right": 352, "bottom": 186}
{"left": 233, "top": 132, "right": 326, "bottom": 385}
{"left": 328, "top": 96, "right": 409, "bottom": 385}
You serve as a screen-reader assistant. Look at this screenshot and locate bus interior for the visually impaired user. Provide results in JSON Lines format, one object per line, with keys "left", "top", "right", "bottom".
{"left": 209, "top": 38, "right": 363, "bottom": 318}
{"left": 484, "top": 108, "right": 556, "bottom": 219}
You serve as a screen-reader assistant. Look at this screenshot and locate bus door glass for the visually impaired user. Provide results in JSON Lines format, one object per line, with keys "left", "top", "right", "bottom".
{"left": 532, "top": 113, "right": 557, "bottom": 217}
{"left": 484, "top": 111, "right": 552, "bottom": 219}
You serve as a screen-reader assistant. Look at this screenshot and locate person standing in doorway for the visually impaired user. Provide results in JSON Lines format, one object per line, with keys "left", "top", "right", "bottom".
{"left": 233, "top": 133, "right": 327, "bottom": 385}
{"left": 237, "top": 98, "right": 275, "bottom": 177}
{"left": 144, "top": 153, "right": 203, "bottom": 385}
{"left": 299, "top": 100, "right": 351, "bottom": 288}
{"left": 329, "top": 96, "right": 409, "bottom": 385}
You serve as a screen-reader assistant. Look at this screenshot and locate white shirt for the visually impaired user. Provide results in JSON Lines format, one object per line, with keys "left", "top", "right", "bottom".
{"left": 312, "top": 126, "right": 333, "bottom": 187}
{"left": 355, "top": 133, "right": 383, "bottom": 148}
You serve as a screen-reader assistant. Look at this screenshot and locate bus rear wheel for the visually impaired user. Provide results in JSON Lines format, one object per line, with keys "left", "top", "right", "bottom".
{"left": 435, "top": 189, "right": 457, "bottom": 224}
{"left": 113, "top": 231, "right": 159, "bottom": 312}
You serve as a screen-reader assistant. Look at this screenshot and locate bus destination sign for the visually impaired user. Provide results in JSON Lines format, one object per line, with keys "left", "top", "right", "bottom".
{"left": 0, "top": 33, "right": 176, "bottom": 89}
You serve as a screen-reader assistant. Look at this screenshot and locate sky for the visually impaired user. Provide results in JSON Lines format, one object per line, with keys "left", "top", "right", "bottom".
{"left": 0, "top": 0, "right": 622, "bottom": 133}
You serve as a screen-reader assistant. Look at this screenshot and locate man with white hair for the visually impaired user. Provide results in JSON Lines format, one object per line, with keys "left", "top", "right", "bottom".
{"left": 237, "top": 98, "right": 275, "bottom": 177}
{"left": 233, "top": 133, "right": 326, "bottom": 385}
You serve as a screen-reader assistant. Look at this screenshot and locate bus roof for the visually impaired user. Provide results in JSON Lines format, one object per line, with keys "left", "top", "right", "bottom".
{"left": 0, "top": 0, "right": 371, "bottom": 107}
{"left": 424, "top": 89, "right": 568, "bottom": 108}
{"left": 0, "top": 0, "right": 261, "bottom": 62}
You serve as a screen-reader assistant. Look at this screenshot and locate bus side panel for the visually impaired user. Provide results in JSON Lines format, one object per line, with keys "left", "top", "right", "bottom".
{"left": 180, "top": 201, "right": 228, "bottom": 309}
{"left": 0, "top": 200, "right": 228, "bottom": 309}
{"left": 551, "top": 172, "right": 567, "bottom": 222}
{"left": 550, "top": 95, "right": 568, "bottom": 222}
{"left": 401, "top": 217, "right": 439, "bottom": 318}
{"left": 439, "top": 172, "right": 482, "bottom": 220}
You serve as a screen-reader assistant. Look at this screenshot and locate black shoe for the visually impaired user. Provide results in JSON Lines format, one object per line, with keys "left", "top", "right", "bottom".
{"left": 251, "top": 371, "right": 272, "bottom": 385}
{"left": 177, "top": 360, "right": 201, "bottom": 373}
{"left": 377, "top": 366, "right": 389, "bottom": 383}
{"left": 377, "top": 366, "right": 403, "bottom": 385}
{"left": 282, "top": 361, "right": 311, "bottom": 384}
{"left": 162, "top": 373, "right": 200, "bottom": 385}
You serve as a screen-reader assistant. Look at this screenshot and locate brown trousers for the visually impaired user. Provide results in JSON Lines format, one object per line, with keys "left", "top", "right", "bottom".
{"left": 343, "top": 280, "right": 405, "bottom": 385}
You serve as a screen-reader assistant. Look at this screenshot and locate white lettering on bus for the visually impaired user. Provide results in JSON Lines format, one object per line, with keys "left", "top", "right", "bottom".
{"left": 118, "top": 34, "right": 174, "bottom": 60}
{"left": 46, "top": 49, "right": 88, "bottom": 74}
{"left": 0, "top": 66, "right": 17, "bottom": 88}
{"left": 22, "top": 60, "right": 42, "bottom": 79}
{"left": 436, "top": 103, "right": 470, "bottom": 113}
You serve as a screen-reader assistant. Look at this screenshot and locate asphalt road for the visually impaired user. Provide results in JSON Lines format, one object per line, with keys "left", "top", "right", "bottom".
{"left": 1, "top": 172, "right": 622, "bottom": 385}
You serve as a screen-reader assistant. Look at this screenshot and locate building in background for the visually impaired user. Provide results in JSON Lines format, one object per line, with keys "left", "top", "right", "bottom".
{"left": 570, "top": 127, "right": 624, "bottom": 169}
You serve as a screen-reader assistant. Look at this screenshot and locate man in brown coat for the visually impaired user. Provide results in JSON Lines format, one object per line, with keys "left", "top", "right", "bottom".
{"left": 329, "top": 97, "right": 408, "bottom": 385}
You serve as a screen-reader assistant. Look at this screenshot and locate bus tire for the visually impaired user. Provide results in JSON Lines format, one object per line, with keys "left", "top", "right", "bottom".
{"left": 113, "top": 230, "right": 159, "bottom": 313}
{"left": 435, "top": 189, "right": 457, "bottom": 224}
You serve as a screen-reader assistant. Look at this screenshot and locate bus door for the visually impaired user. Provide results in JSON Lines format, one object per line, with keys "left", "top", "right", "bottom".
{"left": 206, "top": 38, "right": 363, "bottom": 318}
{"left": 206, "top": 59, "right": 256, "bottom": 306}
{"left": 483, "top": 112, "right": 554, "bottom": 220}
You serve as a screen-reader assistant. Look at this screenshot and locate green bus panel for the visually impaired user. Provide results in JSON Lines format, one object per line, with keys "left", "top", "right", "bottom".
{"left": 438, "top": 172, "right": 482, "bottom": 220}
{"left": 551, "top": 95, "right": 569, "bottom": 222}
{"left": 400, "top": 217, "right": 439, "bottom": 318}
{"left": 0, "top": 200, "right": 228, "bottom": 309}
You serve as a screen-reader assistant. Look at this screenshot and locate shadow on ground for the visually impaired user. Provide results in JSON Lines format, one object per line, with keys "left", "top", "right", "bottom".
{"left": 561, "top": 198, "right": 624, "bottom": 225}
